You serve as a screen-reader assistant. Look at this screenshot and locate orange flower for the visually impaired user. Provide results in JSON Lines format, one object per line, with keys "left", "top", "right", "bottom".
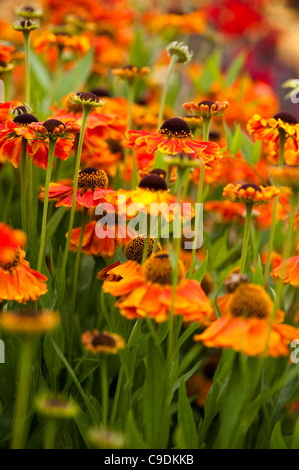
{"left": 0, "top": 225, "right": 48, "bottom": 304}
{"left": 0, "top": 115, "right": 78, "bottom": 169}
{"left": 143, "top": 8, "right": 206, "bottom": 35}
{"left": 123, "top": 118, "right": 223, "bottom": 169}
{"left": 247, "top": 112, "right": 299, "bottom": 149}
{"left": 103, "top": 252, "right": 213, "bottom": 324}
{"left": 0, "top": 309, "right": 59, "bottom": 335}
{"left": 40, "top": 168, "right": 115, "bottom": 209}
{"left": 223, "top": 183, "right": 279, "bottom": 205}
{"left": 0, "top": 223, "right": 26, "bottom": 267}
{"left": 33, "top": 30, "right": 91, "bottom": 56}
{"left": 112, "top": 64, "right": 150, "bottom": 82}
{"left": 183, "top": 100, "right": 229, "bottom": 118}
{"left": 271, "top": 255, "right": 299, "bottom": 287}
{"left": 194, "top": 283, "right": 299, "bottom": 357}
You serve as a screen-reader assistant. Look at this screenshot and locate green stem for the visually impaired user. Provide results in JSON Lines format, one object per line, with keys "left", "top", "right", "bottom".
{"left": 71, "top": 207, "right": 88, "bottom": 312}
{"left": 240, "top": 203, "right": 253, "bottom": 274}
{"left": 141, "top": 235, "right": 150, "bottom": 265}
{"left": 37, "top": 138, "right": 56, "bottom": 273}
{"left": 100, "top": 358, "right": 109, "bottom": 428}
{"left": 188, "top": 166, "right": 204, "bottom": 278}
{"left": 43, "top": 419, "right": 57, "bottom": 449}
{"left": 62, "top": 107, "right": 90, "bottom": 274}
{"left": 264, "top": 129, "right": 285, "bottom": 283}
{"left": 167, "top": 235, "right": 181, "bottom": 365}
{"left": 20, "top": 137, "right": 28, "bottom": 234}
{"left": 11, "top": 338, "right": 36, "bottom": 449}
{"left": 157, "top": 54, "right": 179, "bottom": 130}
{"left": 23, "top": 31, "right": 31, "bottom": 104}
{"left": 27, "top": 158, "right": 34, "bottom": 241}
{"left": 166, "top": 164, "right": 173, "bottom": 187}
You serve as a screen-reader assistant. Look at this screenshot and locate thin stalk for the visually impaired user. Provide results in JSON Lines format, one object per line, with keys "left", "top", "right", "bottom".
{"left": 62, "top": 107, "right": 90, "bottom": 273}
{"left": 43, "top": 419, "right": 57, "bottom": 449}
{"left": 71, "top": 207, "right": 88, "bottom": 312}
{"left": 27, "top": 158, "right": 34, "bottom": 241}
{"left": 11, "top": 338, "right": 36, "bottom": 449}
{"left": 37, "top": 138, "right": 56, "bottom": 272}
{"left": 240, "top": 203, "right": 253, "bottom": 274}
{"left": 23, "top": 31, "right": 31, "bottom": 104}
{"left": 157, "top": 54, "right": 179, "bottom": 130}
{"left": 166, "top": 164, "right": 173, "bottom": 187}
{"left": 264, "top": 129, "right": 286, "bottom": 283}
{"left": 187, "top": 117, "right": 210, "bottom": 278}
{"left": 100, "top": 358, "right": 109, "bottom": 428}
{"left": 20, "top": 137, "right": 28, "bottom": 234}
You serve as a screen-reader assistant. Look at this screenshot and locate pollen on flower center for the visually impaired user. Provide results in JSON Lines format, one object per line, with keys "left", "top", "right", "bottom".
{"left": 273, "top": 112, "right": 298, "bottom": 124}
{"left": 78, "top": 167, "right": 108, "bottom": 190}
{"left": 228, "top": 283, "right": 273, "bottom": 319}
{"left": 13, "top": 113, "right": 39, "bottom": 125}
{"left": 91, "top": 333, "right": 116, "bottom": 348}
{"left": 143, "top": 252, "right": 185, "bottom": 286}
{"left": 124, "top": 236, "right": 162, "bottom": 264}
{"left": 43, "top": 119, "right": 66, "bottom": 133}
{"left": 159, "top": 118, "right": 192, "bottom": 138}
{"left": 138, "top": 174, "right": 168, "bottom": 191}
{"left": 0, "top": 249, "right": 21, "bottom": 270}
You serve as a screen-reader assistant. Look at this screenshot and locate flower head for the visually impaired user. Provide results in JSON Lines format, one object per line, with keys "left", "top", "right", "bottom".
{"left": 69, "top": 91, "right": 105, "bottom": 110}
{"left": 29, "top": 118, "right": 80, "bottom": 140}
{"left": 14, "top": 19, "right": 39, "bottom": 32}
{"left": 247, "top": 112, "right": 299, "bottom": 150}
{"left": 15, "top": 4, "right": 43, "bottom": 19}
{"left": 112, "top": 64, "right": 150, "bottom": 83}
{"left": 194, "top": 283, "right": 299, "bottom": 357}
{"left": 123, "top": 117, "right": 223, "bottom": 168}
{"left": 166, "top": 41, "right": 193, "bottom": 63}
{"left": 103, "top": 252, "right": 213, "bottom": 324}
{"left": 81, "top": 329, "right": 126, "bottom": 355}
{"left": 223, "top": 183, "right": 279, "bottom": 206}
{"left": 35, "top": 395, "right": 77, "bottom": 419}
{"left": 124, "top": 236, "right": 162, "bottom": 264}
{"left": 0, "top": 309, "right": 59, "bottom": 335}
{"left": 183, "top": 100, "right": 229, "bottom": 118}
{"left": 88, "top": 428, "right": 125, "bottom": 449}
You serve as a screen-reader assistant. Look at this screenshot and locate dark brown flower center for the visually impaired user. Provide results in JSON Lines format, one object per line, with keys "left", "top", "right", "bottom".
{"left": 124, "top": 236, "right": 161, "bottom": 264}
{"left": 138, "top": 174, "right": 168, "bottom": 191}
{"left": 273, "top": 112, "right": 297, "bottom": 124}
{"left": 45, "top": 399, "right": 68, "bottom": 408}
{"left": 13, "top": 113, "right": 38, "bottom": 125}
{"left": 78, "top": 167, "right": 108, "bottom": 190}
{"left": 13, "top": 106, "right": 29, "bottom": 115}
{"left": 43, "top": 119, "right": 65, "bottom": 133}
{"left": 238, "top": 183, "right": 262, "bottom": 192}
{"left": 209, "top": 131, "right": 220, "bottom": 141}
{"left": 0, "top": 60, "right": 7, "bottom": 68}
{"left": 198, "top": 100, "right": 218, "bottom": 109}
{"left": 143, "top": 253, "right": 184, "bottom": 285}
{"left": 76, "top": 91, "right": 99, "bottom": 103}
{"left": 149, "top": 168, "right": 167, "bottom": 179}
{"left": 159, "top": 118, "right": 191, "bottom": 138}
{"left": 92, "top": 333, "right": 116, "bottom": 348}
{"left": 20, "top": 19, "right": 33, "bottom": 27}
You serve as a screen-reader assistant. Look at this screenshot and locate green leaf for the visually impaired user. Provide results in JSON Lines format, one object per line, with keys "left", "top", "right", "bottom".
{"left": 191, "top": 252, "right": 209, "bottom": 282}
{"left": 45, "top": 207, "right": 67, "bottom": 245}
{"left": 229, "top": 124, "right": 242, "bottom": 155}
{"left": 291, "top": 418, "right": 299, "bottom": 449}
{"left": 177, "top": 378, "right": 198, "bottom": 449}
{"left": 116, "top": 246, "right": 128, "bottom": 264}
{"left": 125, "top": 410, "right": 148, "bottom": 449}
{"left": 252, "top": 255, "right": 264, "bottom": 286}
{"left": 143, "top": 337, "right": 170, "bottom": 448}
{"left": 55, "top": 49, "right": 94, "bottom": 102}
{"left": 270, "top": 422, "right": 287, "bottom": 449}
{"left": 129, "top": 28, "right": 150, "bottom": 68}
{"left": 226, "top": 52, "right": 246, "bottom": 86}
{"left": 250, "top": 140, "right": 262, "bottom": 165}
{"left": 43, "top": 323, "right": 65, "bottom": 390}
{"left": 30, "top": 50, "right": 51, "bottom": 94}
{"left": 223, "top": 120, "right": 233, "bottom": 149}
